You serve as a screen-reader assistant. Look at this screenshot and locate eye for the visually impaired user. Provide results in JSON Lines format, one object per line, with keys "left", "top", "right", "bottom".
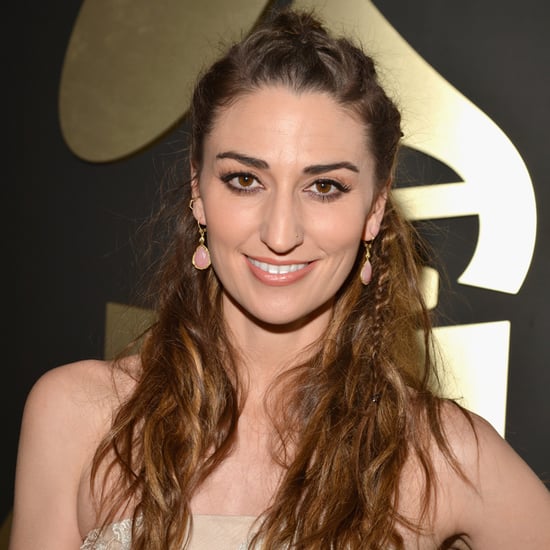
{"left": 235, "top": 174, "right": 256, "bottom": 188}
{"left": 220, "top": 172, "right": 261, "bottom": 193}
{"left": 307, "top": 179, "right": 351, "bottom": 201}
{"left": 313, "top": 181, "right": 336, "bottom": 194}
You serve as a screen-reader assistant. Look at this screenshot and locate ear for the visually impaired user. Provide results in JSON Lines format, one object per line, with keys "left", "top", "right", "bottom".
{"left": 362, "top": 189, "right": 387, "bottom": 241}
{"left": 189, "top": 160, "right": 207, "bottom": 226}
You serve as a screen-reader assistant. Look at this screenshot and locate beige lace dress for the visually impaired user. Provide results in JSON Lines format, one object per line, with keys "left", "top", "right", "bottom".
{"left": 80, "top": 514, "right": 257, "bottom": 549}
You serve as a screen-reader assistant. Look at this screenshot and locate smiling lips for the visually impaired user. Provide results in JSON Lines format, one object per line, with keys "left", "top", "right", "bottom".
{"left": 247, "top": 256, "right": 314, "bottom": 285}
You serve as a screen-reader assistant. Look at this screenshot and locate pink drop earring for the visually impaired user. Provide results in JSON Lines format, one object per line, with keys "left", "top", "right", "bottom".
{"left": 189, "top": 198, "right": 211, "bottom": 270}
{"left": 192, "top": 222, "right": 211, "bottom": 270}
{"left": 360, "top": 241, "right": 373, "bottom": 285}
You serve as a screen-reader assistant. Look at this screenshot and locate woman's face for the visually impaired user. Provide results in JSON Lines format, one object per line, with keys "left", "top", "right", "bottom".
{"left": 192, "top": 86, "right": 386, "bottom": 329}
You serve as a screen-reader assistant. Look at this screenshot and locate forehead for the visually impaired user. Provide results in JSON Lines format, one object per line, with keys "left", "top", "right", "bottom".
{"left": 204, "top": 87, "right": 373, "bottom": 169}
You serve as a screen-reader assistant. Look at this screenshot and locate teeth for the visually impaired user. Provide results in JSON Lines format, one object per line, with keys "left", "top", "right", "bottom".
{"left": 249, "top": 258, "right": 308, "bottom": 274}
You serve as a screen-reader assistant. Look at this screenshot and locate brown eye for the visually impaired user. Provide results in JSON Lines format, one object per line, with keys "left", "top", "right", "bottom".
{"left": 306, "top": 179, "right": 350, "bottom": 202}
{"left": 238, "top": 175, "right": 255, "bottom": 187}
{"left": 314, "top": 181, "right": 334, "bottom": 194}
{"left": 221, "top": 172, "right": 261, "bottom": 193}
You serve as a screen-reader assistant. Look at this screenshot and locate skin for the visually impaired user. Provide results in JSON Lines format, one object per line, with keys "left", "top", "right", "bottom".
{"left": 10, "top": 87, "right": 550, "bottom": 549}
{"left": 191, "top": 87, "right": 385, "bottom": 384}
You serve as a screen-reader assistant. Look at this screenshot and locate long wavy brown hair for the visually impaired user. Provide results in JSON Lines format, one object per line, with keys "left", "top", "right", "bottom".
{"left": 91, "top": 8, "right": 468, "bottom": 549}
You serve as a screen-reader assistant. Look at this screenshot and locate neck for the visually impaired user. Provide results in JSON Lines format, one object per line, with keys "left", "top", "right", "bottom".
{"left": 221, "top": 293, "right": 332, "bottom": 396}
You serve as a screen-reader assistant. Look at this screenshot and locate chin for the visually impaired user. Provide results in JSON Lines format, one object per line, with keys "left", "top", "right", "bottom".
{"left": 245, "top": 299, "right": 334, "bottom": 332}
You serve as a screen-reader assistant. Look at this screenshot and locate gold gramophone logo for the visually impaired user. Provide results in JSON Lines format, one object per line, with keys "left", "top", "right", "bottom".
{"left": 59, "top": 0, "right": 537, "bottom": 436}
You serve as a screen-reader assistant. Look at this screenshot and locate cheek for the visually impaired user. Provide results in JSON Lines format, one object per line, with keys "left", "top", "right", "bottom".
{"left": 202, "top": 201, "right": 253, "bottom": 256}
{"left": 309, "top": 207, "right": 366, "bottom": 251}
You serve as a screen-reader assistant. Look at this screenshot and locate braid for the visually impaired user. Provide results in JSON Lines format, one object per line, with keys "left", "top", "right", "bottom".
{"left": 90, "top": 9, "right": 465, "bottom": 548}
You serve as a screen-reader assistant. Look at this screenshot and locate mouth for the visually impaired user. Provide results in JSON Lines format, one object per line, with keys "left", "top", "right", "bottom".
{"left": 245, "top": 256, "right": 314, "bottom": 286}
{"left": 247, "top": 257, "right": 309, "bottom": 274}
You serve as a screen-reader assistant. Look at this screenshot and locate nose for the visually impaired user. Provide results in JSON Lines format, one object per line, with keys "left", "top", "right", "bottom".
{"left": 260, "top": 189, "right": 304, "bottom": 254}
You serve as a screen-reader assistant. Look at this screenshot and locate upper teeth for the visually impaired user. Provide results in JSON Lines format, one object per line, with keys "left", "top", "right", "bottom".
{"left": 249, "top": 258, "right": 308, "bottom": 274}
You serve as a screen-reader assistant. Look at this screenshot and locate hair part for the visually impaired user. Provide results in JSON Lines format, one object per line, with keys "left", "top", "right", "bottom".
{"left": 190, "top": 9, "right": 402, "bottom": 186}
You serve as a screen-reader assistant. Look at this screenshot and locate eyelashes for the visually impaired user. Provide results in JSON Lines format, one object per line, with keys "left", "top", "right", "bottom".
{"left": 308, "top": 179, "right": 351, "bottom": 201}
{"left": 220, "top": 172, "right": 261, "bottom": 193}
{"left": 219, "top": 171, "right": 351, "bottom": 202}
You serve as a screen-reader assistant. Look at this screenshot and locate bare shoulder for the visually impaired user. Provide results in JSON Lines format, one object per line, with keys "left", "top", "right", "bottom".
{"left": 10, "top": 357, "right": 140, "bottom": 549}
{"left": 36, "top": 356, "right": 138, "bottom": 399}
{"left": 435, "top": 401, "right": 550, "bottom": 549}
{"left": 20, "top": 358, "right": 138, "bottom": 440}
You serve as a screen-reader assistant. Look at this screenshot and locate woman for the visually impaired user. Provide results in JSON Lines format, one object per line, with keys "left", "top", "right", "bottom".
{"left": 10, "top": 8, "right": 550, "bottom": 550}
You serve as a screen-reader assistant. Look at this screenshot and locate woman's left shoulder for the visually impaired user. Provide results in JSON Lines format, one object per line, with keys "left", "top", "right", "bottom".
{"left": 436, "top": 400, "right": 550, "bottom": 548}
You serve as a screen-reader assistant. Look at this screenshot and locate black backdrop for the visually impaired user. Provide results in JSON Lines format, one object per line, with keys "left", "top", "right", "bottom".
{"left": 6, "top": 0, "right": 549, "bottom": 526}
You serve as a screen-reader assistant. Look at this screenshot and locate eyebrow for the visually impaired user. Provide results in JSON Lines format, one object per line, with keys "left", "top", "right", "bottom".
{"left": 216, "top": 151, "right": 268, "bottom": 169}
{"left": 216, "top": 151, "right": 359, "bottom": 174}
{"left": 303, "top": 161, "right": 359, "bottom": 175}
